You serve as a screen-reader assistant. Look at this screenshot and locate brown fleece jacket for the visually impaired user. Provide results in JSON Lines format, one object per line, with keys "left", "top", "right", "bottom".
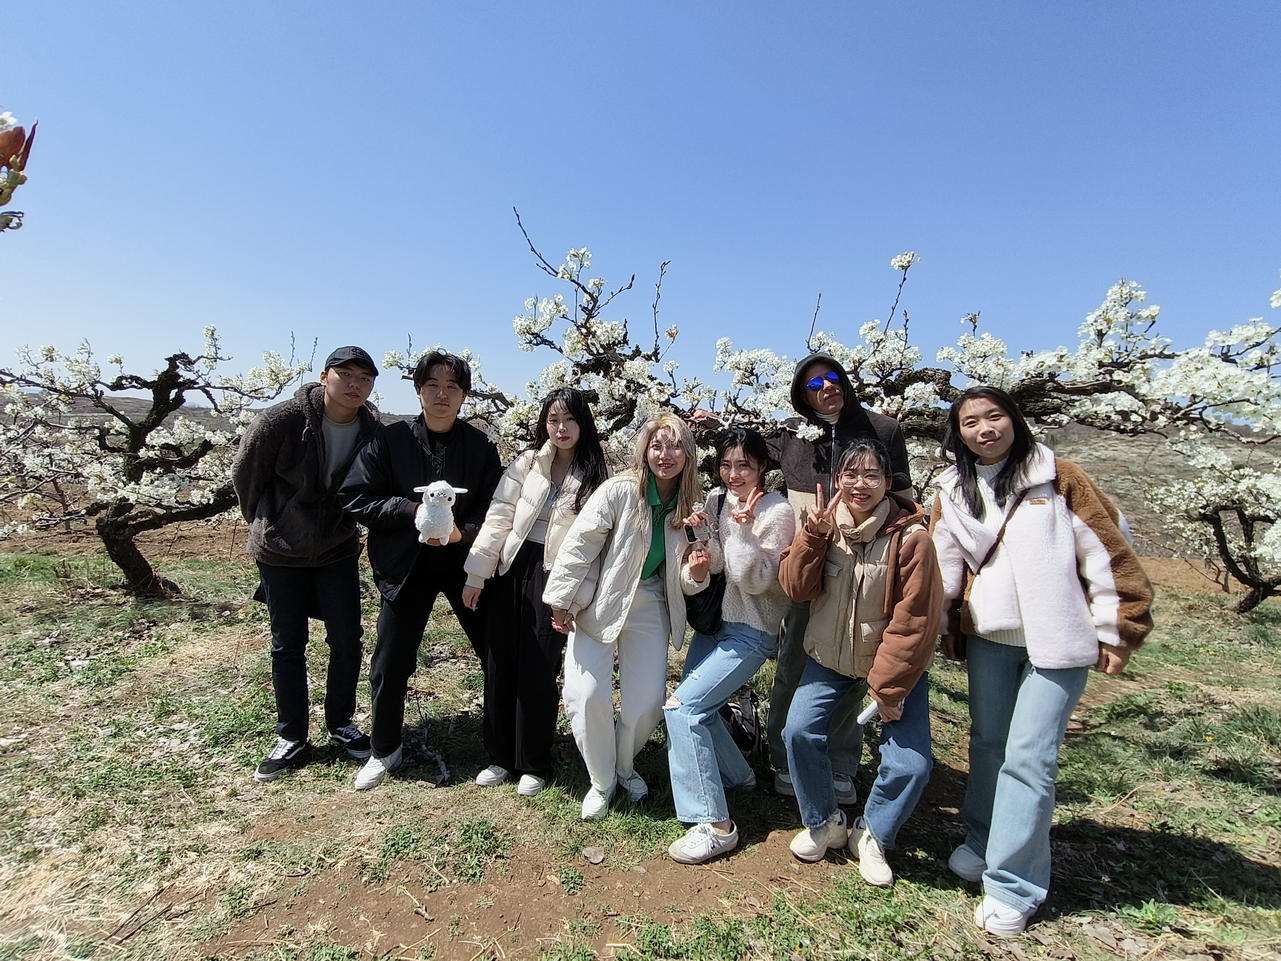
{"left": 779, "top": 491, "right": 944, "bottom": 706}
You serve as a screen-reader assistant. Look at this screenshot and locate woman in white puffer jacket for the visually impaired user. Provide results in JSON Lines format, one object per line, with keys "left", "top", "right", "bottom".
{"left": 462, "top": 389, "right": 609, "bottom": 797}
{"left": 543, "top": 412, "right": 702, "bottom": 821}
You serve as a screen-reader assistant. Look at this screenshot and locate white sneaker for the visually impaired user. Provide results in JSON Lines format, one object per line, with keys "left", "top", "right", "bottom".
{"left": 669, "top": 822, "right": 739, "bottom": 864}
{"left": 789, "top": 810, "right": 849, "bottom": 862}
{"left": 948, "top": 843, "right": 986, "bottom": 882}
{"left": 617, "top": 771, "right": 648, "bottom": 802}
{"left": 833, "top": 772, "right": 858, "bottom": 806}
{"left": 974, "top": 895, "right": 1036, "bottom": 936}
{"left": 581, "top": 786, "right": 614, "bottom": 820}
{"left": 773, "top": 770, "right": 795, "bottom": 797}
{"left": 475, "top": 764, "right": 510, "bottom": 787}
{"left": 354, "top": 746, "right": 403, "bottom": 791}
{"left": 516, "top": 774, "right": 546, "bottom": 797}
{"left": 851, "top": 816, "right": 893, "bottom": 886}
{"left": 726, "top": 771, "right": 757, "bottom": 791}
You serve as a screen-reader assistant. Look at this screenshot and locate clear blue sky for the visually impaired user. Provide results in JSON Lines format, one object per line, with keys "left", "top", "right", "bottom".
{"left": 3, "top": 2, "right": 1278, "bottom": 413}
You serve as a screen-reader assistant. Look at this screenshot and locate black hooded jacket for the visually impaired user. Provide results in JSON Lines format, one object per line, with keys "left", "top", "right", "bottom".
{"left": 768, "top": 351, "right": 913, "bottom": 504}
{"left": 232, "top": 383, "right": 380, "bottom": 567}
{"left": 337, "top": 415, "right": 503, "bottom": 601}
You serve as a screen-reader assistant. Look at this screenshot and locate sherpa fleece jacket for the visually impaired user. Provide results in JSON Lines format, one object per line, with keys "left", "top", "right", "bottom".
{"left": 232, "top": 383, "right": 379, "bottom": 567}
{"left": 337, "top": 415, "right": 503, "bottom": 602}
{"left": 542, "top": 474, "right": 691, "bottom": 650}
{"left": 464, "top": 440, "right": 604, "bottom": 591}
{"left": 779, "top": 490, "right": 943, "bottom": 707}
{"left": 767, "top": 350, "right": 912, "bottom": 521}
{"left": 681, "top": 488, "right": 796, "bottom": 635}
{"left": 930, "top": 444, "right": 1154, "bottom": 669}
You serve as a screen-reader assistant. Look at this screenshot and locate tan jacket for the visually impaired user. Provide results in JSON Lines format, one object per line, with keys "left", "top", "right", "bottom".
{"left": 779, "top": 491, "right": 943, "bottom": 706}
{"left": 542, "top": 474, "right": 691, "bottom": 650}
{"left": 464, "top": 441, "right": 599, "bottom": 589}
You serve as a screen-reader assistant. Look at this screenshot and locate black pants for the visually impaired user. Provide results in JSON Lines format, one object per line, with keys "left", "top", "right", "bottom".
{"left": 369, "top": 545, "right": 487, "bottom": 758}
{"left": 483, "top": 540, "right": 566, "bottom": 778}
{"left": 257, "top": 556, "right": 364, "bottom": 743}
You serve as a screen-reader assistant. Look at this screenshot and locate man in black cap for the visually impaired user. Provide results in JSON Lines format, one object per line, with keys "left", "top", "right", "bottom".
{"left": 233, "top": 346, "right": 381, "bottom": 782}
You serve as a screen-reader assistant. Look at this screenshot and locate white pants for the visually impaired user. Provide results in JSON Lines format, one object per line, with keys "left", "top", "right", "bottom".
{"left": 563, "top": 575, "right": 671, "bottom": 793}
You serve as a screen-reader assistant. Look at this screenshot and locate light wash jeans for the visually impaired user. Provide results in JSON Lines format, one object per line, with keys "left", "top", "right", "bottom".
{"left": 783, "top": 655, "right": 932, "bottom": 847}
{"left": 767, "top": 600, "right": 865, "bottom": 778}
{"left": 664, "top": 621, "right": 777, "bottom": 824}
{"left": 962, "top": 635, "right": 1090, "bottom": 913}
{"left": 563, "top": 575, "right": 670, "bottom": 794}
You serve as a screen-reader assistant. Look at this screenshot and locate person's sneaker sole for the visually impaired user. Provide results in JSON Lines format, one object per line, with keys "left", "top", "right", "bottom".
{"left": 328, "top": 730, "right": 372, "bottom": 760}
{"left": 254, "top": 739, "right": 308, "bottom": 783}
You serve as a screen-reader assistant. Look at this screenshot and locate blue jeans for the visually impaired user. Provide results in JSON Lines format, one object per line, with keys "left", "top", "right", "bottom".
{"left": 962, "top": 636, "right": 1089, "bottom": 913}
{"left": 257, "top": 556, "right": 364, "bottom": 743}
{"left": 783, "top": 655, "right": 932, "bottom": 847}
{"left": 767, "top": 600, "right": 865, "bottom": 777}
{"left": 664, "top": 622, "right": 776, "bottom": 824}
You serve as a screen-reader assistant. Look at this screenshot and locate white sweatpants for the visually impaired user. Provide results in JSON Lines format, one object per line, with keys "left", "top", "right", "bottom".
{"left": 562, "top": 575, "right": 671, "bottom": 793}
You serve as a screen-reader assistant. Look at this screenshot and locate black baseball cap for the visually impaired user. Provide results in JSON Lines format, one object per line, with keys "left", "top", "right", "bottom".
{"left": 323, "top": 346, "right": 379, "bottom": 376}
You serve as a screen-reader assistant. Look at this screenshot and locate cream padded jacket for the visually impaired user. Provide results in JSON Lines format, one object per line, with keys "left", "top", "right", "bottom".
{"left": 464, "top": 441, "right": 597, "bottom": 586}
{"left": 542, "top": 474, "right": 691, "bottom": 650}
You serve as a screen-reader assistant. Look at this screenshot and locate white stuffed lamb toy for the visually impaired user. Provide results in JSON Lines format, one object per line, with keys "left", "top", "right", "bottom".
{"left": 413, "top": 480, "right": 467, "bottom": 543}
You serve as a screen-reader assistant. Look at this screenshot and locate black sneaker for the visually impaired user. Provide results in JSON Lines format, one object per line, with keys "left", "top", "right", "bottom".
{"left": 255, "top": 737, "right": 307, "bottom": 783}
{"left": 328, "top": 723, "right": 372, "bottom": 760}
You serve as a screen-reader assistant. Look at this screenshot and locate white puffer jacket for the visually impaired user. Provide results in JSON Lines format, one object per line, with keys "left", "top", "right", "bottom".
{"left": 464, "top": 441, "right": 598, "bottom": 588}
{"left": 542, "top": 474, "right": 691, "bottom": 650}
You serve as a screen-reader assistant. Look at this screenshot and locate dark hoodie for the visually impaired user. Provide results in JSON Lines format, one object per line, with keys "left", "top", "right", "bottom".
{"left": 768, "top": 351, "right": 912, "bottom": 508}
{"left": 232, "top": 383, "right": 381, "bottom": 567}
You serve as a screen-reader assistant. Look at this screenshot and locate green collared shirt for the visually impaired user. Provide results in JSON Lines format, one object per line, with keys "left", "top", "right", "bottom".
{"left": 641, "top": 473, "right": 677, "bottom": 580}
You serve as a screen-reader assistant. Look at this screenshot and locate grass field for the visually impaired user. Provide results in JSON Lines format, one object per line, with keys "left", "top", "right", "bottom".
{"left": 0, "top": 543, "right": 1278, "bottom": 961}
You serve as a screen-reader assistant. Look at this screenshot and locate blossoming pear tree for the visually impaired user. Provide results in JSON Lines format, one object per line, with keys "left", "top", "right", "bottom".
{"left": 0, "top": 330, "right": 309, "bottom": 595}
{"left": 492, "top": 229, "right": 1281, "bottom": 612}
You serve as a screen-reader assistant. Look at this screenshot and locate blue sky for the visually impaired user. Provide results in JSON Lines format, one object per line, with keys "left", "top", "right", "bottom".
{"left": 2, "top": 2, "right": 1278, "bottom": 413}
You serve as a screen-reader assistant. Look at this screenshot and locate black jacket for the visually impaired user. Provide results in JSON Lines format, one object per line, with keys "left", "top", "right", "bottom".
{"left": 231, "top": 383, "right": 380, "bottom": 567}
{"left": 338, "top": 415, "right": 503, "bottom": 601}
{"left": 768, "top": 350, "right": 912, "bottom": 497}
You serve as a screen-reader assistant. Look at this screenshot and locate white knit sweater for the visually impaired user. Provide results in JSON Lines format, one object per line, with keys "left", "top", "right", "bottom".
{"left": 683, "top": 488, "right": 796, "bottom": 634}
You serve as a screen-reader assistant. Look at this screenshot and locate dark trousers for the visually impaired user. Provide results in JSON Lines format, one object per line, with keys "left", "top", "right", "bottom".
{"left": 484, "top": 540, "right": 566, "bottom": 778}
{"left": 369, "top": 545, "right": 487, "bottom": 758}
{"left": 257, "top": 556, "right": 364, "bottom": 743}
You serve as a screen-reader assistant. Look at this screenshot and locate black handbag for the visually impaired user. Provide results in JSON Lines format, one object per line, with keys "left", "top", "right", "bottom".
{"left": 684, "top": 491, "right": 728, "bottom": 636}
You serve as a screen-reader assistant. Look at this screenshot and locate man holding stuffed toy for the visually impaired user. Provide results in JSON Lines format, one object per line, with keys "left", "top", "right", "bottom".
{"left": 338, "top": 350, "right": 502, "bottom": 790}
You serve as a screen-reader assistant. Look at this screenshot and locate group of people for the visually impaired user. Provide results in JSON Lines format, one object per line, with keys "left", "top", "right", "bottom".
{"left": 232, "top": 344, "right": 1153, "bottom": 937}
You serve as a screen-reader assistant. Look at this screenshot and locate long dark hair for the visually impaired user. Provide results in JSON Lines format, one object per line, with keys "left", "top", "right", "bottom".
{"left": 715, "top": 427, "right": 771, "bottom": 487}
{"left": 942, "top": 386, "right": 1036, "bottom": 521}
{"left": 533, "top": 388, "right": 608, "bottom": 512}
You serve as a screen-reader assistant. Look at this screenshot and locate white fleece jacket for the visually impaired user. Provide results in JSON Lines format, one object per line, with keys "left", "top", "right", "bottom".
{"left": 682, "top": 488, "right": 796, "bottom": 634}
{"left": 931, "top": 444, "right": 1153, "bottom": 670}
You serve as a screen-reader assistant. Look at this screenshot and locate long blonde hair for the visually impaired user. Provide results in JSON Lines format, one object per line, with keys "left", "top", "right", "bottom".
{"left": 631, "top": 412, "right": 701, "bottom": 528}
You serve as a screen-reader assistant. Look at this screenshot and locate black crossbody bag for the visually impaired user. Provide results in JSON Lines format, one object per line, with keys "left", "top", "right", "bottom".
{"left": 684, "top": 491, "right": 728, "bottom": 636}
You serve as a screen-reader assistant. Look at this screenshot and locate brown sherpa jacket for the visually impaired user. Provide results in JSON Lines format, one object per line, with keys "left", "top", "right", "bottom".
{"left": 232, "top": 383, "right": 380, "bottom": 567}
{"left": 779, "top": 490, "right": 944, "bottom": 707}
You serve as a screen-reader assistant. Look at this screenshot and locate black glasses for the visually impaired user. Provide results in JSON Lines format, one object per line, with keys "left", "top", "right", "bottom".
{"left": 806, "top": 370, "right": 841, "bottom": 392}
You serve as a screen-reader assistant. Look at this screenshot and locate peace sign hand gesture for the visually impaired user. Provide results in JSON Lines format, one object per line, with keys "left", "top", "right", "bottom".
{"left": 805, "top": 484, "right": 840, "bottom": 536}
{"left": 730, "top": 487, "right": 765, "bottom": 525}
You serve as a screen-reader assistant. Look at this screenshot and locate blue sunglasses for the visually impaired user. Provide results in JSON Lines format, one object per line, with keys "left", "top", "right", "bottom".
{"left": 806, "top": 370, "right": 842, "bottom": 392}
